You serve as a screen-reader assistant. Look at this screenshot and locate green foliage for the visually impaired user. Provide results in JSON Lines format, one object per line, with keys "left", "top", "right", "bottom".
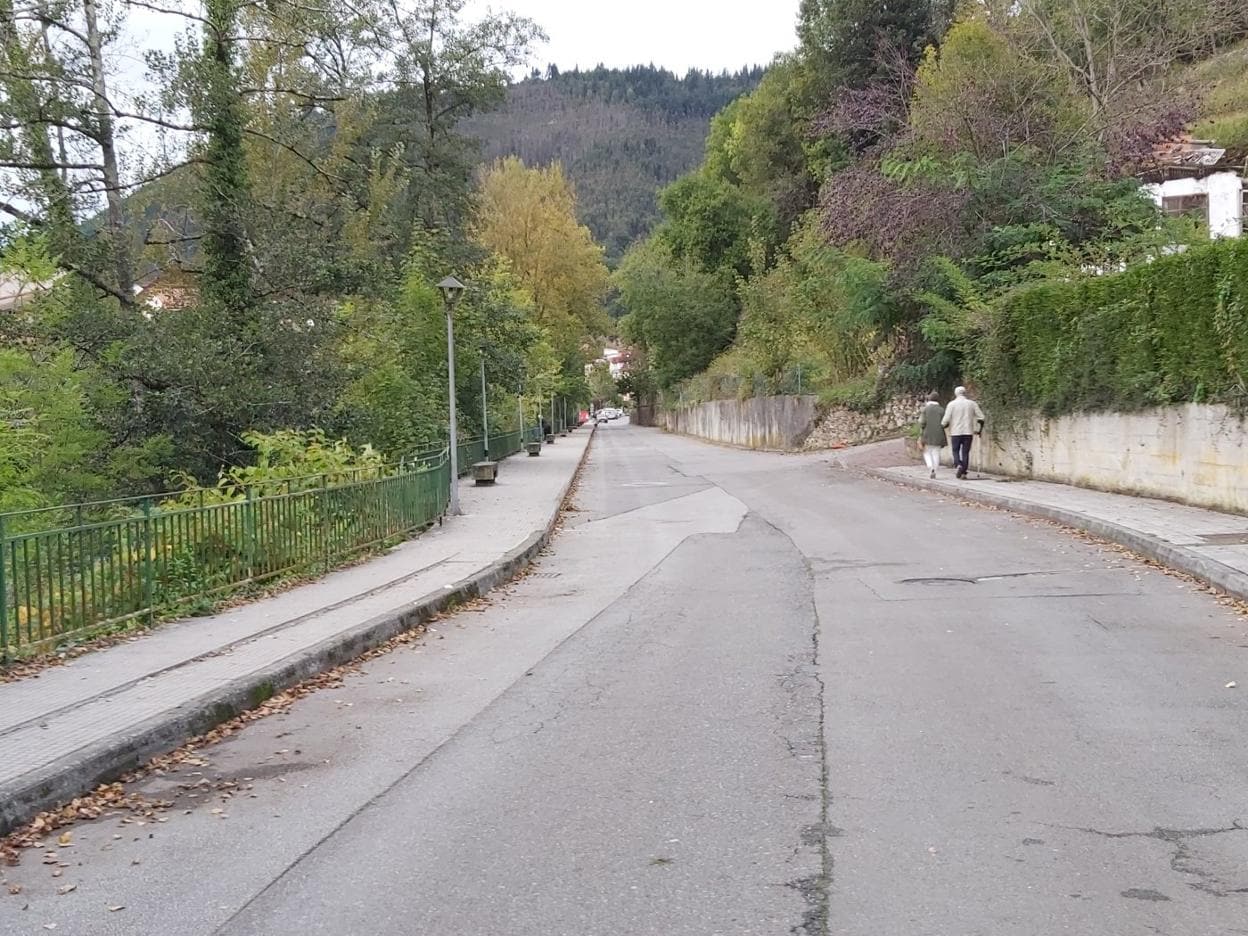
{"left": 734, "top": 217, "right": 889, "bottom": 390}
{"left": 979, "top": 237, "right": 1248, "bottom": 415}
{"left": 163, "top": 429, "right": 388, "bottom": 505}
{"left": 615, "top": 239, "right": 738, "bottom": 389}
{"left": 657, "top": 171, "right": 776, "bottom": 279}
{"left": 797, "top": 0, "right": 955, "bottom": 94}
{"left": 703, "top": 60, "right": 817, "bottom": 237}
{"left": 196, "top": 0, "right": 255, "bottom": 321}
{"left": 909, "top": 17, "right": 1087, "bottom": 163}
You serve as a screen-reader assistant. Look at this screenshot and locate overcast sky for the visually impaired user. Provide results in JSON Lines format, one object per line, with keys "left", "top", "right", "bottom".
{"left": 471, "top": 0, "right": 801, "bottom": 74}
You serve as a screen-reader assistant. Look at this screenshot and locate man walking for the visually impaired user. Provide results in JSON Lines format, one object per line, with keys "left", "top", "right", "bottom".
{"left": 941, "top": 386, "right": 985, "bottom": 479}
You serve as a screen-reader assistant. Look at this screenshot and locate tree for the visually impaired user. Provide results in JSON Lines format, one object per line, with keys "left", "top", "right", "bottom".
{"left": 0, "top": 0, "right": 135, "bottom": 301}
{"left": 194, "top": 0, "right": 252, "bottom": 320}
{"left": 909, "top": 17, "right": 1086, "bottom": 164}
{"left": 475, "top": 157, "right": 610, "bottom": 351}
{"left": 615, "top": 238, "right": 738, "bottom": 388}
{"left": 1010, "top": 0, "right": 1247, "bottom": 145}
{"left": 703, "top": 59, "right": 818, "bottom": 237}
{"left": 586, "top": 361, "right": 618, "bottom": 407}
{"left": 657, "top": 171, "right": 775, "bottom": 279}
{"left": 373, "top": 0, "right": 544, "bottom": 235}
{"left": 798, "top": 0, "right": 955, "bottom": 94}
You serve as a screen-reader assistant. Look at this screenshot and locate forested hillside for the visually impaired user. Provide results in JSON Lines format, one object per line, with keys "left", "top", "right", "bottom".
{"left": 464, "top": 66, "right": 764, "bottom": 258}
{"left": 615, "top": 0, "right": 1248, "bottom": 416}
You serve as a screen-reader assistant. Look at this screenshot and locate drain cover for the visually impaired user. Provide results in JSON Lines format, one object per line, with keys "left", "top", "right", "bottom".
{"left": 1198, "top": 533, "right": 1248, "bottom": 545}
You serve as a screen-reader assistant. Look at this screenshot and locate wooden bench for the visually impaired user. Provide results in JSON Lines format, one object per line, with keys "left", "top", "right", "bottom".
{"left": 472, "top": 461, "right": 499, "bottom": 485}
{"left": 526, "top": 441, "right": 542, "bottom": 456}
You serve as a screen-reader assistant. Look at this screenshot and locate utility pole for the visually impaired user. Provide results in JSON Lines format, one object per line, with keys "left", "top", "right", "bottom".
{"left": 480, "top": 355, "right": 489, "bottom": 458}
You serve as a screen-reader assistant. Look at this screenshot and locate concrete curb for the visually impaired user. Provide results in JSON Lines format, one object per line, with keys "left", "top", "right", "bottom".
{"left": 865, "top": 466, "right": 1248, "bottom": 605}
{"left": 0, "top": 429, "right": 596, "bottom": 837}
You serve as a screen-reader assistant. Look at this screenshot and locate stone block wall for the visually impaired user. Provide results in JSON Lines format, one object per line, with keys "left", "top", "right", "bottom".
{"left": 801, "top": 396, "right": 922, "bottom": 450}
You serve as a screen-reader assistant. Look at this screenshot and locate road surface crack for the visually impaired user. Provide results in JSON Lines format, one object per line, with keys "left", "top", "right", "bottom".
{"left": 1068, "top": 822, "right": 1248, "bottom": 897}
{"left": 752, "top": 513, "right": 831, "bottom": 936}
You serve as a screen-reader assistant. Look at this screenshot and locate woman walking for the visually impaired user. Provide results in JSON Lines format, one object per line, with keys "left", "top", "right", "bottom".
{"left": 918, "top": 392, "right": 946, "bottom": 479}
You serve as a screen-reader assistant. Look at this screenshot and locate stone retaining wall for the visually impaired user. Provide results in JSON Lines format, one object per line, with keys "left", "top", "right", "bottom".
{"left": 801, "top": 396, "right": 921, "bottom": 450}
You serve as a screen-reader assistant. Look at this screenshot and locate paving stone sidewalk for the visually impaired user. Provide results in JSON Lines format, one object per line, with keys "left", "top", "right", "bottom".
{"left": 873, "top": 464, "right": 1248, "bottom": 602}
{"left": 0, "top": 430, "right": 593, "bottom": 834}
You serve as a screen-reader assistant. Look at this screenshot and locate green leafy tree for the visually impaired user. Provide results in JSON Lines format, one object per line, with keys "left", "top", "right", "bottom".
{"left": 615, "top": 239, "right": 738, "bottom": 388}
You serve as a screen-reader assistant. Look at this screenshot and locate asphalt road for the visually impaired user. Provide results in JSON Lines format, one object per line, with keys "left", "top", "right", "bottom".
{"left": 3, "top": 420, "right": 1247, "bottom": 936}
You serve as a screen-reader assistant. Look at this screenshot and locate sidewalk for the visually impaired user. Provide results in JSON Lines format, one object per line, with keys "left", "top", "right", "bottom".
{"left": 871, "top": 464, "right": 1248, "bottom": 603}
{"left": 0, "top": 429, "right": 593, "bottom": 835}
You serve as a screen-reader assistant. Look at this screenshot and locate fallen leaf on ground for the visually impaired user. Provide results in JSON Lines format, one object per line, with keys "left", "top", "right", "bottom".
{"left": 56, "top": 833, "right": 71, "bottom": 847}
{"left": 1227, "top": 681, "right": 1238, "bottom": 689}
{"left": 56, "top": 884, "right": 76, "bottom": 895}
{"left": 7, "top": 884, "right": 22, "bottom": 895}
{"left": 108, "top": 904, "right": 125, "bottom": 912}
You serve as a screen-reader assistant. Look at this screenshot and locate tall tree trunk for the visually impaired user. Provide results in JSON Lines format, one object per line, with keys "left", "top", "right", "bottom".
{"left": 82, "top": 0, "right": 133, "bottom": 299}
{"left": 198, "top": 0, "right": 253, "bottom": 321}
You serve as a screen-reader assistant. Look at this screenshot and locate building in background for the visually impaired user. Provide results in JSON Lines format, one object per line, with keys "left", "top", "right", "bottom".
{"left": 1141, "top": 138, "right": 1245, "bottom": 239}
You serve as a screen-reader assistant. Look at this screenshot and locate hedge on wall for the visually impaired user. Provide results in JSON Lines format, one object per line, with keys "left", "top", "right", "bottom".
{"left": 978, "top": 236, "right": 1248, "bottom": 415}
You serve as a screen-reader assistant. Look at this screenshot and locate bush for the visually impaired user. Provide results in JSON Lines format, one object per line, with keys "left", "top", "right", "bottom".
{"left": 979, "top": 237, "right": 1248, "bottom": 414}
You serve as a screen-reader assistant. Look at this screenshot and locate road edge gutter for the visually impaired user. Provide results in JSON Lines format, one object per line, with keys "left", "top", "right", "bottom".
{"left": 0, "top": 428, "right": 596, "bottom": 837}
{"left": 865, "top": 467, "right": 1248, "bottom": 605}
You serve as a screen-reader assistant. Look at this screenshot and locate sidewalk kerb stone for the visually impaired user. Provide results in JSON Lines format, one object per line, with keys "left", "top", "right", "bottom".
{"left": 865, "top": 466, "right": 1248, "bottom": 606}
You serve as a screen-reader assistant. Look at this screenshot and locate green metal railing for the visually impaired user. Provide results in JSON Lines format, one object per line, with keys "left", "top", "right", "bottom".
{"left": 0, "top": 455, "right": 451, "bottom": 659}
{"left": 0, "top": 421, "right": 553, "bottom": 660}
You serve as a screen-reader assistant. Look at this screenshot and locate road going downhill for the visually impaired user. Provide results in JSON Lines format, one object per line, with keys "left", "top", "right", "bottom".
{"left": 3, "top": 420, "right": 1247, "bottom": 936}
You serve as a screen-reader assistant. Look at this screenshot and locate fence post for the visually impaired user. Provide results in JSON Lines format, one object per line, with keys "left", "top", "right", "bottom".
{"left": 244, "top": 486, "right": 257, "bottom": 580}
{"left": 0, "top": 514, "right": 8, "bottom": 663}
{"left": 142, "top": 498, "right": 155, "bottom": 624}
{"left": 320, "top": 473, "right": 331, "bottom": 572}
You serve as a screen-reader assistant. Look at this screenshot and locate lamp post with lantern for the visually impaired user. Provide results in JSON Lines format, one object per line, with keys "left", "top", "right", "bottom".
{"left": 437, "top": 275, "right": 465, "bottom": 516}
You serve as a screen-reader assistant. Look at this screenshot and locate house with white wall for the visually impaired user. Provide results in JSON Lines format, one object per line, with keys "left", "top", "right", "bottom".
{"left": 1140, "top": 139, "right": 1245, "bottom": 238}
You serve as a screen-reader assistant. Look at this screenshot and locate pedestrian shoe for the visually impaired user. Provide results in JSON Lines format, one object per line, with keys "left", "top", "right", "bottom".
{"left": 930, "top": 469, "right": 936, "bottom": 479}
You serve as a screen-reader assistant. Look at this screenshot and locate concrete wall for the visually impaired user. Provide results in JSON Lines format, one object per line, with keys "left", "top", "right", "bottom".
{"left": 663, "top": 396, "right": 819, "bottom": 450}
{"left": 982, "top": 404, "right": 1248, "bottom": 514}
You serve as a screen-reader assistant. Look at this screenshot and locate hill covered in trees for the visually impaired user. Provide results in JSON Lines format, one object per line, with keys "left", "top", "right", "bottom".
{"left": 463, "top": 65, "right": 765, "bottom": 259}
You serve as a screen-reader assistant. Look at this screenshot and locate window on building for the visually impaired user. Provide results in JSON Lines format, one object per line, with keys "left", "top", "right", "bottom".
{"left": 1161, "top": 193, "right": 1209, "bottom": 222}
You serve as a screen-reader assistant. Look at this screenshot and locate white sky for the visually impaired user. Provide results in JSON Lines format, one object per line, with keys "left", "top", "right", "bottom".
{"left": 479, "top": 0, "right": 802, "bottom": 74}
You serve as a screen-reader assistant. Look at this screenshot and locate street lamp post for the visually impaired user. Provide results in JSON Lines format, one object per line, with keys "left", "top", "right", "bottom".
{"left": 517, "top": 380, "right": 524, "bottom": 438}
{"left": 437, "top": 275, "right": 465, "bottom": 516}
{"left": 480, "top": 351, "right": 489, "bottom": 458}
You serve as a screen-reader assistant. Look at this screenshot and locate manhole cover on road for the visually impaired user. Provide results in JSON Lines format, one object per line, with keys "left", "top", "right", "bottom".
{"left": 1198, "top": 533, "right": 1248, "bottom": 545}
{"left": 528, "top": 571, "right": 562, "bottom": 579}
{"left": 899, "top": 576, "right": 977, "bottom": 586}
